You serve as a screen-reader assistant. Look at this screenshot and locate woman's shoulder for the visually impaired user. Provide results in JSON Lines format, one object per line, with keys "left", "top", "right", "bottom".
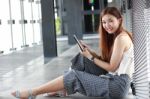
{"left": 115, "top": 31, "right": 133, "bottom": 51}
{"left": 115, "top": 32, "right": 127, "bottom": 42}
{"left": 117, "top": 31, "right": 129, "bottom": 37}
{"left": 116, "top": 31, "right": 132, "bottom": 41}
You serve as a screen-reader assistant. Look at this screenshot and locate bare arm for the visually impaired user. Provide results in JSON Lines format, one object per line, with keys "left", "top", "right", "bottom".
{"left": 88, "top": 50, "right": 101, "bottom": 59}
{"left": 82, "top": 35, "right": 127, "bottom": 72}
{"left": 94, "top": 36, "right": 127, "bottom": 71}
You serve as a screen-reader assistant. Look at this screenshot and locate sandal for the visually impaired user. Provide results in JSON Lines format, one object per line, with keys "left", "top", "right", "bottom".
{"left": 11, "top": 89, "right": 36, "bottom": 99}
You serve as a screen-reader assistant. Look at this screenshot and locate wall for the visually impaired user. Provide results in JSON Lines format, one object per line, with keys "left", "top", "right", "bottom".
{"left": 132, "top": 0, "right": 150, "bottom": 98}
{"left": 0, "top": 0, "right": 42, "bottom": 54}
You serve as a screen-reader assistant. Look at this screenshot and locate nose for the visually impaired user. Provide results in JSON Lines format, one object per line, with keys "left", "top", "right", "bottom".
{"left": 105, "top": 22, "right": 110, "bottom": 28}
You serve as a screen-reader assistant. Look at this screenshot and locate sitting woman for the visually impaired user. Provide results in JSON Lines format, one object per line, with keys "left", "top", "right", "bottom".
{"left": 11, "top": 7, "right": 134, "bottom": 99}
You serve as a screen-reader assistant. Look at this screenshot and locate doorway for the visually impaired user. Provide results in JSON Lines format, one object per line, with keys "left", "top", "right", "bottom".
{"left": 82, "top": 0, "right": 100, "bottom": 34}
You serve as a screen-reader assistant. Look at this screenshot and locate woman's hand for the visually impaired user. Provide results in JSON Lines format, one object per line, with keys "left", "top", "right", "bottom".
{"left": 80, "top": 40, "right": 92, "bottom": 52}
{"left": 81, "top": 47, "right": 93, "bottom": 59}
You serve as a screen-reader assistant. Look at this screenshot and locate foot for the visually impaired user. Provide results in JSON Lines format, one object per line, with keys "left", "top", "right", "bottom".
{"left": 11, "top": 89, "right": 36, "bottom": 99}
{"left": 43, "top": 92, "right": 60, "bottom": 97}
{"left": 43, "top": 90, "right": 67, "bottom": 97}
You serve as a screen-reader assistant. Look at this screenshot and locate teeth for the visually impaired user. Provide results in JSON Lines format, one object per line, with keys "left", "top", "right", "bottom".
{"left": 108, "top": 28, "right": 112, "bottom": 30}
{"left": 107, "top": 29, "right": 112, "bottom": 31}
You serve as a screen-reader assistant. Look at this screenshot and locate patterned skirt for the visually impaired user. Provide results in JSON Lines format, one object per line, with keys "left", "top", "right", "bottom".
{"left": 63, "top": 53, "right": 130, "bottom": 99}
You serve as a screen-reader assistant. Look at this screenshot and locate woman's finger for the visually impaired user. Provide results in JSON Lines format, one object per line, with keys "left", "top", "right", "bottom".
{"left": 80, "top": 40, "right": 88, "bottom": 47}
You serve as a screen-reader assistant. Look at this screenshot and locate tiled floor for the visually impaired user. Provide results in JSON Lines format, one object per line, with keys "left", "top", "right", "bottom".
{"left": 0, "top": 36, "right": 135, "bottom": 99}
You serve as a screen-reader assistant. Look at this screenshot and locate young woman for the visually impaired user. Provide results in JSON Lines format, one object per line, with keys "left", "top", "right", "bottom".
{"left": 11, "top": 7, "right": 134, "bottom": 99}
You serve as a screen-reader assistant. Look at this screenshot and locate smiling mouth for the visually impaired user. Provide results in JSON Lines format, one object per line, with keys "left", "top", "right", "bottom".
{"left": 106, "top": 29, "right": 113, "bottom": 31}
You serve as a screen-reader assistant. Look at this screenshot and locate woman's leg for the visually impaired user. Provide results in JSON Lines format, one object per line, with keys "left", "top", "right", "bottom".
{"left": 11, "top": 76, "right": 64, "bottom": 98}
{"left": 71, "top": 53, "right": 107, "bottom": 75}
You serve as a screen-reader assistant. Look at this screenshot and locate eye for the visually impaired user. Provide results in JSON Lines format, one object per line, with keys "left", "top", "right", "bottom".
{"left": 108, "top": 19, "right": 113, "bottom": 22}
{"left": 102, "top": 21, "right": 106, "bottom": 24}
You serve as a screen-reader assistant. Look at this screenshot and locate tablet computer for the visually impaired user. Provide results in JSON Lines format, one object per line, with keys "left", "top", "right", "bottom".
{"left": 73, "top": 35, "right": 84, "bottom": 52}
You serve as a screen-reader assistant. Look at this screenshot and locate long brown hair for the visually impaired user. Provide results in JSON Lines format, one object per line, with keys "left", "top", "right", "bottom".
{"left": 99, "top": 7, "right": 132, "bottom": 62}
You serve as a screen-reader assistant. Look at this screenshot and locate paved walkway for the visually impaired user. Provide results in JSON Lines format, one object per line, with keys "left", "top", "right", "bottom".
{"left": 0, "top": 37, "right": 135, "bottom": 99}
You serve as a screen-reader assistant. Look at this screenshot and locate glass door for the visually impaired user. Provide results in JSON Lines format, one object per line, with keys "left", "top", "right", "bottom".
{"left": 82, "top": 0, "right": 100, "bottom": 34}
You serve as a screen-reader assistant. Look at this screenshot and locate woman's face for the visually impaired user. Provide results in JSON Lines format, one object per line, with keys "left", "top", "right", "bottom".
{"left": 102, "top": 14, "right": 121, "bottom": 34}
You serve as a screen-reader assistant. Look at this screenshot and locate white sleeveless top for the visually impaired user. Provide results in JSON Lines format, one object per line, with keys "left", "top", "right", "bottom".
{"left": 109, "top": 45, "right": 134, "bottom": 79}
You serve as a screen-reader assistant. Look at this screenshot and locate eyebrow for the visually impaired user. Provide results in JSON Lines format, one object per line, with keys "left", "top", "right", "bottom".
{"left": 102, "top": 18, "right": 113, "bottom": 21}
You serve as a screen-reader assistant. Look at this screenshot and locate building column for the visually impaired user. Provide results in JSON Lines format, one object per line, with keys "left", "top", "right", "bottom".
{"left": 63, "top": 0, "right": 83, "bottom": 44}
{"left": 41, "top": 0, "right": 57, "bottom": 63}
